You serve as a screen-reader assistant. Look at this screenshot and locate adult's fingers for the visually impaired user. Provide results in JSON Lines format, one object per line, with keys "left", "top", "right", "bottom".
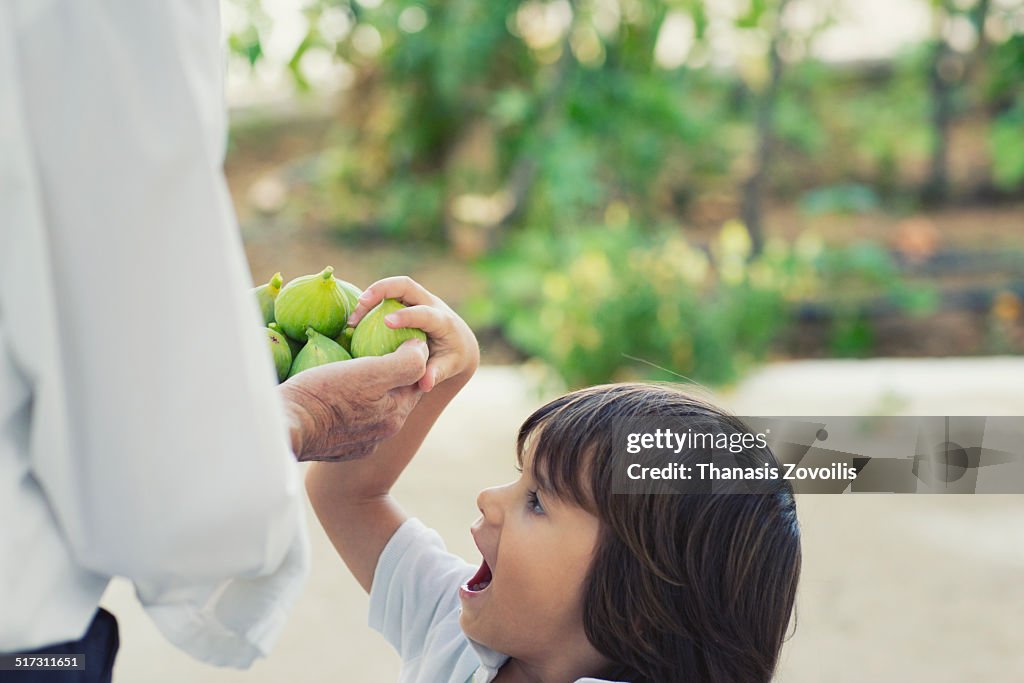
{"left": 348, "top": 276, "right": 435, "bottom": 326}
{"left": 296, "top": 438, "right": 378, "bottom": 463}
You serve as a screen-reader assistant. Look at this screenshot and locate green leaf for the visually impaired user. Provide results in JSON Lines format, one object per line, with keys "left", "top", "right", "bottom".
{"left": 990, "top": 103, "right": 1024, "bottom": 191}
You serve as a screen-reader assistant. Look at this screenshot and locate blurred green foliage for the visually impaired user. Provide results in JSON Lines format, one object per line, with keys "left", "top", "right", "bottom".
{"left": 226, "top": 0, "right": 1024, "bottom": 230}
{"left": 227, "top": 0, "right": 820, "bottom": 241}
{"left": 799, "top": 183, "right": 880, "bottom": 215}
{"left": 470, "top": 222, "right": 937, "bottom": 386}
{"left": 226, "top": 0, "right": 1022, "bottom": 385}
{"left": 986, "top": 25, "right": 1024, "bottom": 190}
{"left": 814, "top": 241, "right": 939, "bottom": 356}
{"left": 987, "top": 35, "right": 1024, "bottom": 190}
{"left": 469, "top": 221, "right": 794, "bottom": 385}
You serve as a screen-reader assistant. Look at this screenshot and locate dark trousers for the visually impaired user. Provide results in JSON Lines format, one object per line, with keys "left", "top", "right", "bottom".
{"left": 1, "top": 609, "right": 119, "bottom": 683}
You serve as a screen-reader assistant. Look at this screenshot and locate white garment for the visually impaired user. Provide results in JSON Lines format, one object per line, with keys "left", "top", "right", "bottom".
{"left": 0, "top": 0, "right": 309, "bottom": 667}
{"left": 369, "top": 518, "right": 621, "bottom": 683}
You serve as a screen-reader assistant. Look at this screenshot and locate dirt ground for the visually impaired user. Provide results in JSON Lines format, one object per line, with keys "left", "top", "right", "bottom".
{"left": 101, "top": 357, "right": 1024, "bottom": 682}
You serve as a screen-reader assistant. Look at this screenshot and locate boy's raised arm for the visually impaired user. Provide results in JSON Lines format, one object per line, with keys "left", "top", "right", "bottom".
{"left": 305, "top": 277, "right": 480, "bottom": 593}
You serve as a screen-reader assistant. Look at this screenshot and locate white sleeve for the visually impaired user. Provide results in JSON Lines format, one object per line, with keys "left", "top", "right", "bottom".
{"left": 368, "top": 518, "right": 476, "bottom": 662}
{"left": 1, "top": 1, "right": 308, "bottom": 664}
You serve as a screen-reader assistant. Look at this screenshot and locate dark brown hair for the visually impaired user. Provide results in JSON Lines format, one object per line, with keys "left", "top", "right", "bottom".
{"left": 517, "top": 383, "right": 801, "bottom": 683}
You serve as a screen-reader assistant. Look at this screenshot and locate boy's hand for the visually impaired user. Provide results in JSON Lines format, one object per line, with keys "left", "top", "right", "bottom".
{"left": 349, "top": 276, "right": 480, "bottom": 393}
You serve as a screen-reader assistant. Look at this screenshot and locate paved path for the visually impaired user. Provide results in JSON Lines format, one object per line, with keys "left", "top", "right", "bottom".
{"left": 102, "top": 358, "right": 1024, "bottom": 681}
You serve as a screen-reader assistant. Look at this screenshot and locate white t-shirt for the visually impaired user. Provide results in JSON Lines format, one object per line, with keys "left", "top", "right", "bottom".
{"left": 369, "top": 518, "right": 622, "bottom": 683}
{"left": 0, "top": 0, "right": 308, "bottom": 666}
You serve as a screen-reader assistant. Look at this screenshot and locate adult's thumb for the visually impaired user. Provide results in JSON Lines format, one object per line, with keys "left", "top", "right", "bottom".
{"left": 373, "top": 338, "right": 429, "bottom": 389}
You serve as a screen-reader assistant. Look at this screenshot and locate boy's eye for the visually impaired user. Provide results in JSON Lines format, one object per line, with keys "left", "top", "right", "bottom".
{"left": 526, "top": 489, "right": 545, "bottom": 515}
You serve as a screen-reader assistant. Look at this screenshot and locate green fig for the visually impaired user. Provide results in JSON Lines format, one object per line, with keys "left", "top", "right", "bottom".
{"left": 287, "top": 328, "right": 352, "bottom": 378}
{"left": 266, "top": 326, "right": 293, "bottom": 383}
{"left": 351, "top": 298, "right": 427, "bottom": 358}
{"left": 336, "top": 279, "right": 362, "bottom": 318}
{"left": 334, "top": 326, "right": 355, "bottom": 353}
{"left": 274, "top": 266, "right": 352, "bottom": 342}
{"left": 253, "top": 272, "right": 283, "bottom": 325}
{"left": 269, "top": 322, "right": 304, "bottom": 358}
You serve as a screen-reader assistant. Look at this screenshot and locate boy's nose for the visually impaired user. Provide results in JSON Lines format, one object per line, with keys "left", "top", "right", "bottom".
{"left": 476, "top": 486, "right": 504, "bottom": 524}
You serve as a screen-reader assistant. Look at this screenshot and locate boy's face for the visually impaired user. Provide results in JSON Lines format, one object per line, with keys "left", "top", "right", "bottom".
{"left": 459, "top": 446, "right": 601, "bottom": 662}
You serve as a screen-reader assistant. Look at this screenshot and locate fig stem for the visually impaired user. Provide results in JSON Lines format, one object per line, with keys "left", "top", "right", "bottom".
{"left": 270, "top": 272, "right": 283, "bottom": 292}
{"left": 319, "top": 266, "right": 334, "bottom": 281}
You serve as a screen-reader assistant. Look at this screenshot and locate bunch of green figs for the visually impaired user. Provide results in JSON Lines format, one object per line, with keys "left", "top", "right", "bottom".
{"left": 253, "top": 267, "right": 427, "bottom": 383}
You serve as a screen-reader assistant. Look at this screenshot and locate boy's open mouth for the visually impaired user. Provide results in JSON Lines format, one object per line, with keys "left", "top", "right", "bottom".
{"left": 464, "top": 559, "right": 492, "bottom": 593}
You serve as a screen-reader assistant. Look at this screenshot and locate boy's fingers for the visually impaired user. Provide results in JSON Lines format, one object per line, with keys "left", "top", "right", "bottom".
{"left": 418, "top": 359, "right": 453, "bottom": 393}
{"left": 383, "top": 304, "right": 447, "bottom": 335}
{"left": 388, "top": 383, "right": 425, "bottom": 439}
{"left": 417, "top": 365, "right": 437, "bottom": 393}
{"left": 348, "top": 276, "right": 433, "bottom": 326}
{"left": 388, "top": 384, "right": 422, "bottom": 415}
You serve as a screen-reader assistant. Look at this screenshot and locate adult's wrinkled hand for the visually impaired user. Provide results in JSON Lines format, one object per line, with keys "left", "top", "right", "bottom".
{"left": 278, "top": 338, "right": 428, "bottom": 462}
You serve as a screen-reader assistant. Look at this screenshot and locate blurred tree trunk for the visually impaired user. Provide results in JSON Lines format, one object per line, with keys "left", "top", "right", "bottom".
{"left": 966, "top": 0, "right": 995, "bottom": 196}
{"left": 970, "top": 0, "right": 991, "bottom": 64}
{"left": 924, "top": 1, "right": 955, "bottom": 204}
{"left": 492, "top": 45, "right": 577, "bottom": 239}
{"left": 488, "top": 0, "right": 670, "bottom": 247}
{"left": 741, "top": 0, "right": 790, "bottom": 257}
{"left": 924, "top": 0, "right": 992, "bottom": 203}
